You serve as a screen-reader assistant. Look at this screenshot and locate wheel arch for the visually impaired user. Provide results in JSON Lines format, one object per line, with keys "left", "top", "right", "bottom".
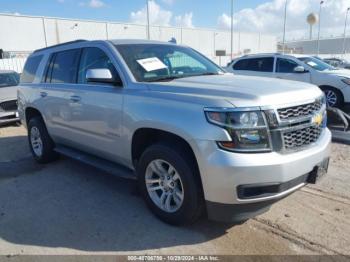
{"left": 25, "top": 107, "right": 44, "bottom": 125}
{"left": 131, "top": 127, "right": 204, "bottom": 193}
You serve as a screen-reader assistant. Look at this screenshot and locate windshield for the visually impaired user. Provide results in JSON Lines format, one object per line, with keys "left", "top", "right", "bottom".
{"left": 0, "top": 73, "right": 20, "bottom": 88}
{"left": 115, "top": 44, "right": 224, "bottom": 82}
{"left": 298, "top": 57, "right": 336, "bottom": 71}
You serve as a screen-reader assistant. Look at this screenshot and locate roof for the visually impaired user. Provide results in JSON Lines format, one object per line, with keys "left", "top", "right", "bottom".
{"left": 109, "top": 39, "right": 178, "bottom": 46}
{"left": 32, "top": 39, "right": 179, "bottom": 54}
{"left": 0, "top": 70, "right": 17, "bottom": 74}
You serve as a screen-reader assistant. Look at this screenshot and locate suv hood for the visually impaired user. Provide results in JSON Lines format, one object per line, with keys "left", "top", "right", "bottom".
{"left": 0, "top": 86, "right": 18, "bottom": 102}
{"left": 150, "top": 74, "right": 322, "bottom": 108}
{"left": 321, "top": 69, "right": 350, "bottom": 78}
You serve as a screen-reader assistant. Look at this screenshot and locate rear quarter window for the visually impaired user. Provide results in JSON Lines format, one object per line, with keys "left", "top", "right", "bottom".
{"left": 20, "top": 55, "right": 43, "bottom": 83}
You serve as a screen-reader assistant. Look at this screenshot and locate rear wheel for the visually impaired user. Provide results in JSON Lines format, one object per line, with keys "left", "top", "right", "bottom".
{"left": 321, "top": 87, "right": 344, "bottom": 108}
{"left": 137, "top": 143, "right": 204, "bottom": 225}
{"left": 28, "top": 116, "right": 58, "bottom": 163}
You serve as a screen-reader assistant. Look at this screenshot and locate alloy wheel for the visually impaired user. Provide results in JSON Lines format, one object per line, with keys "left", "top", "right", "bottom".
{"left": 145, "top": 159, "right": 184, "bottom": 213}
{"left": 30, "top": 126, "right": 43, "bottom": 157}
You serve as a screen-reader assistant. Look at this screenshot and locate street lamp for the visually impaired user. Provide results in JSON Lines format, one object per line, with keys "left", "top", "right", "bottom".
{"left": 317, "top": 0, "right": 324, "bottom": 55}
{"left": 146, "top": 0, "right": 150, "bottom": 40}
{"left": 342, "top": 7, "right": 350, "bottom": 56}
{"left": 230, "top": 0, "right": 234, "bottom": 60}
{"left": 282, "top": 0, "right": 288, "bottom": 54}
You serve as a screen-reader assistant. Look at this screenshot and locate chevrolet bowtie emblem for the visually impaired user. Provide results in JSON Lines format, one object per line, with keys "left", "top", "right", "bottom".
{"left": 312, "top": 113, "right": 323, "bottom": 126}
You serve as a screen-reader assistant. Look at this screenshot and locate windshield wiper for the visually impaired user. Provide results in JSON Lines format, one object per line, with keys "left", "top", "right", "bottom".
{"left": 144, "top": 72, "right": 221, "bottom": 82}
{"left": 144, "top": 75, "right": 185, "bottom": 82}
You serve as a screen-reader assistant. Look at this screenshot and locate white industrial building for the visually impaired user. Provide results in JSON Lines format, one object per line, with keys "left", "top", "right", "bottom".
{"left": 0, "top": 13, "right": 277, "bottom": 72}
{"left": 284, "top": 37, "right": 350, "bottom": 59}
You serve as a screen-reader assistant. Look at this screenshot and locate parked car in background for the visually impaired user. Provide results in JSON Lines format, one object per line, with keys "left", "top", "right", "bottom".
{"left": 0, "top": 70, "right": 20, "bottom": 125}
{"left": 18, "top": 40, "right": 330, "bottom": 225}
{"left": 226, "top": 53, "right": 350, "bottom": 108}
{"left": 323, "top": 58, "right": 350, "bottom": 70}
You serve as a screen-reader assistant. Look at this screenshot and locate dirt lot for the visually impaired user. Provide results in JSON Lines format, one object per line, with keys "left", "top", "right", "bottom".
{"left": 0, "top": 125, "right": 349, "bottom": 256}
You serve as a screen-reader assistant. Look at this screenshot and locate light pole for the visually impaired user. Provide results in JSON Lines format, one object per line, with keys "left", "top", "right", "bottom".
{"left": 146, "top": 0, "right": 150, "bottom": 40}
{"left": 317, "top": 0, "right": 324, "bottom": 55}
{"left": 282, "top": 0, "right": 288, "bottom": 54}
{"left": 213, "top": 32, "right": 219, "bottom": 63}
{"left": 342, "top": 7, "right": 350, "bottom": 56}
{"left": 230, "top": 0, "right": 234, "bottom": 60}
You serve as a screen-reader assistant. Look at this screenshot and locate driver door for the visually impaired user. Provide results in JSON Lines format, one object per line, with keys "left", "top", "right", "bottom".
{"left": 64, "top": 46, "right": 125, "bottom": 163}
{"left": 274, "top": 57, "right": 311, "bottom": 83}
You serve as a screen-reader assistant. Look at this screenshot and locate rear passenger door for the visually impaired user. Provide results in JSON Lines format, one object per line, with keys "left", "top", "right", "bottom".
{"left": 232, "top": 57, "right": 275, "bottom": 78}
{"left": 40, "top": 48, "right": 81, "bottom": 143}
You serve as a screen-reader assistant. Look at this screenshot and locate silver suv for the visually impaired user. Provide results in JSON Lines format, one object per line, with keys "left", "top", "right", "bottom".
{"left": 18, "top": 40, "right": 331, "bottom": 225}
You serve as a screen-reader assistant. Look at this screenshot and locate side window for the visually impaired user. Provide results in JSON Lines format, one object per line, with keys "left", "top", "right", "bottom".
{"left": 78, "top": 47, "right": 118, "bottom": 85}
{"left": 276, "top": 58, "right": 299, "bottom": 73}
{"left": 233, "top": 57, "right": 274, "bottom": 72}
{"left": 233, "top": 59, "right": 249, "bottom": 70}
{"left": 50, "top": 49, "right": 80, "bottom": 84}
{"left": 20, "top": 55, "right": 43, "bottom": 83}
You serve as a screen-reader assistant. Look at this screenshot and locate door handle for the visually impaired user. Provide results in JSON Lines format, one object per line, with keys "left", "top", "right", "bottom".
{"left": 70, "top": 95, "right": 81, "bottom": 103}
{"left": 40, "top": 91, "right": 48, "bottom": 98}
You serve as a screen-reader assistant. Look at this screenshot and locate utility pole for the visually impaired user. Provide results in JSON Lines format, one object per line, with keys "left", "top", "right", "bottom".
{"left": 342, "top": 7, "right": 350, "bottom": 56}
{"left": 230, "top": 0, "right": 234, "bottom": 60}
{"left": 317, "top": 0, "right": 324, "bottom": 55}
{"left": 146, "top": 0, "right": 150, "bottom": 40}
{"left": 282, "top": 0, "right": 288, "bottom": 54}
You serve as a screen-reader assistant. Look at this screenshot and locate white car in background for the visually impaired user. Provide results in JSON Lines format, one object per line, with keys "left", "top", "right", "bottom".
{"left": 226, "top": 53, "right": 350, "bottom": 108}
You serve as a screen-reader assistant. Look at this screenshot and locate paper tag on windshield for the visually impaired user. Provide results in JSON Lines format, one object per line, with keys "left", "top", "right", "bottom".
{"left": 136, "top": 57, "right": 167, "bottom": 72}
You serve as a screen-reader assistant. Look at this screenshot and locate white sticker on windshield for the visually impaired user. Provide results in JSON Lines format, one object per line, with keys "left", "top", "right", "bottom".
{"left": 307, "top": 61, "right": 318, "bottom": 67}
{"left": 136, "top": 57, "right": 168, "bottom": 72}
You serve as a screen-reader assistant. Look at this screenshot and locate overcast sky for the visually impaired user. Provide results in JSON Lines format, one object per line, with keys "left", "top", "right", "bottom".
{"left": 1, "top": 0, "right": 350, "bottom": 40}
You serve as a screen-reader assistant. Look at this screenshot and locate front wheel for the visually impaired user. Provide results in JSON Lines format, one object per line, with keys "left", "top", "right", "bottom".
{"left": 321, "top": 87, "right": 344, "bottom": 108}
{"left": 137, "top": 143, "right": 204, "bottom": 225}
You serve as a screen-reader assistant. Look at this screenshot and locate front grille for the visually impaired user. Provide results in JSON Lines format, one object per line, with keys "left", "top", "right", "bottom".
{"left": 0, "top": 100, "right": 17, "bottom": 112}
{"left": 283, "top": 126, "right": 322, "bottom": 150}
{"left": 278, "top": 100, "right": 322, "bottom": 121}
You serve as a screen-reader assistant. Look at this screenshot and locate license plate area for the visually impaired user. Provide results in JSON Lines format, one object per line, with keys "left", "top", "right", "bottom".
{"left": 307, "top": 158, "right": 330, "bottom": 184}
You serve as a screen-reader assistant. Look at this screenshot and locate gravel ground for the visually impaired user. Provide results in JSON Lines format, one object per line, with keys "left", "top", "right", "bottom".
{"left": 0, "top": 125, "right": 349, "bottom": 256}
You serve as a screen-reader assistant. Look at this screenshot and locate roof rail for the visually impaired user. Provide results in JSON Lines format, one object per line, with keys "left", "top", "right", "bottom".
{"left": 33, "top": 39, "right": 87, "bottom": 53}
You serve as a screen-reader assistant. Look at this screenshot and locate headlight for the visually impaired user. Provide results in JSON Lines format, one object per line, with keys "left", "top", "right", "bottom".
{"left": 341, "top": 78, "right": 350, "bottom": 85}
{"left": 205, "top": 108, "right": 271, "bottom": 152}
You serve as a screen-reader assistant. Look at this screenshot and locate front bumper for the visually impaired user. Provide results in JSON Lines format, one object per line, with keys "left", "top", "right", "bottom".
{"left": 193, "top": 128, "right": 331, "bottom": 222}
{"left": 0, "top": 111, "right": 20, "bottom": 125}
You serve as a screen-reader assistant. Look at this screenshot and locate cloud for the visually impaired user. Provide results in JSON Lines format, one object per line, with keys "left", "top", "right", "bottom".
{"left": 175, "top": 12, "right": 194, "bottom": 28}
{"left": 130, "top": 0, "right": 172, "bottom": 26}
{"left": 161, "top": 0, "right": 174, "bottom": 5}
{"left": 217, "top": 0, "right": 350, "bottom": 41}
{"left": 79, "top": 0, "right": 106, "bottom": 8}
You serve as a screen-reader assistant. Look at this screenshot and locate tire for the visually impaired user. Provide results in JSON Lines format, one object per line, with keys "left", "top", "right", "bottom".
{"left": 137, "top": 143, "right": 204, "bottom": 225}
{"left": 27, "top": 116, "right": 59, "bottom": 164}
{"left": 321, "top": 86, "right": 344, "bottom": 108}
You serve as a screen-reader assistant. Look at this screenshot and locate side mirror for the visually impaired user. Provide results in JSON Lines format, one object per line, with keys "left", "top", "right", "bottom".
{"left": 294, "top": 65, "right": 308, "bottom": 73}
{"left": 86, "top": 68, "right": 122, "bottom": 86}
